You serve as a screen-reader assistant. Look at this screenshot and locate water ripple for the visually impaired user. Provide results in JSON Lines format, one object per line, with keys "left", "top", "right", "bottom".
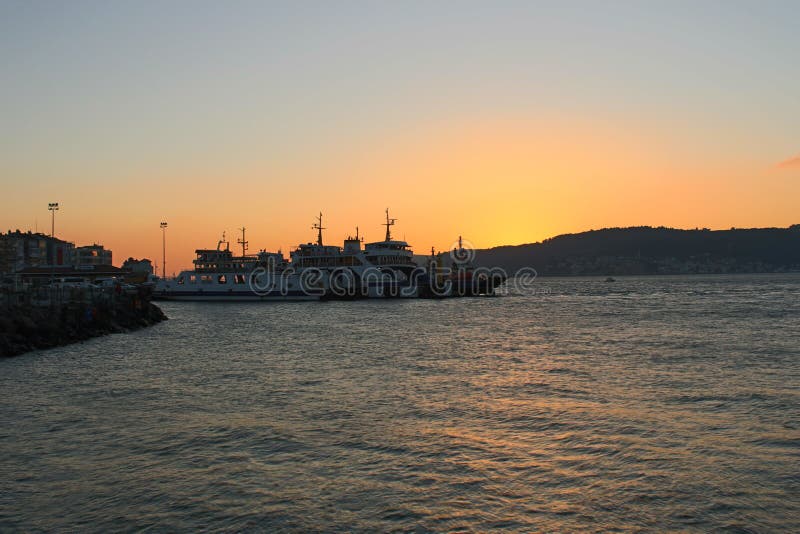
{"left": 1, "top": 274, "right": 799, "bottom": 531}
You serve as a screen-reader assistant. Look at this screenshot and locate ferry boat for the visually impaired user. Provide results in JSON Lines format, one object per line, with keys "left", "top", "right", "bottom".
{"left": 154, "top": 232, "right": 322, "bottom": 301}
{"left": 427, "top": 236, "right": 507, "bottom": 296}
{"left": 290, "top": 210, "right": 420, "bottom": 298}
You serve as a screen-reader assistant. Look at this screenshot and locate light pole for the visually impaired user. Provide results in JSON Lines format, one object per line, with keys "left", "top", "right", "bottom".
{"left": 160, "top": 221, "right": 168, "bottom": 278}
{"left": 48, "top": 202, "right": 59, "bottom": 237}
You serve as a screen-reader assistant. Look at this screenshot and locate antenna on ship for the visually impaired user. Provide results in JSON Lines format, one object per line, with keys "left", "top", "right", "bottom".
{"left": 312, "top": 212, "right": 325, "bottom": 246}
{"left": 237, "top": 227, "right": 248, "bottom": 257}
{"left": 218, "top": 231, "right": 229, "bottom": 251}
{"left": 383, "top": 208, "right": 396, "bottom": 241}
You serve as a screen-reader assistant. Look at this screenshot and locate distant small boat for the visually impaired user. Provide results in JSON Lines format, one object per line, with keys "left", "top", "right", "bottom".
{"left": 605, "top": 277, "right": 616, "bottom": 282}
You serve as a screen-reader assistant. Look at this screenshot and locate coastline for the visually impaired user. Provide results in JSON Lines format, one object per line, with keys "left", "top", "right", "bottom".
{"left": 0, "top": 298, "right": 167, "bottom": 358}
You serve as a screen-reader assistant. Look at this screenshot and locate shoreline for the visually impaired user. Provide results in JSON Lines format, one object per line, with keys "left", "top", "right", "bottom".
{"left": 0, "top": 299, "right": 167, "bottom": 358}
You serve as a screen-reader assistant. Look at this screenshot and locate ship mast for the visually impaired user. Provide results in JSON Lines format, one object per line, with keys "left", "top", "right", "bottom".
{"left": 383, "top": 208, "right": 396, "bottom": 241}
{"left": 312, "top": 212, "right": 325, "bottom": 246}
{"left": 217, "top": 231, "right": 229, "bottom": 251}
{"left": 237, "top": 226, "right": 248, "bottom": 257}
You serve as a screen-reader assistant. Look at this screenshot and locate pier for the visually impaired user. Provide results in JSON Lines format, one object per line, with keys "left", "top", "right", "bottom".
{"left": 0, "top": 283, "right": 166, "bottom": 358}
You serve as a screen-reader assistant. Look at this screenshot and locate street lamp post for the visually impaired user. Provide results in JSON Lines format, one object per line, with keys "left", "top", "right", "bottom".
{"left": 48, "top": 202, "right": 59, "bottom": 237}
{"left": 160, "top": 222, "right": 168, "bottom": 278}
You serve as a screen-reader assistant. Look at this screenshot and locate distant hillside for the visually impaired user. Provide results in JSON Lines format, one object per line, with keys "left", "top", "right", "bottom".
{"left": 476, "top": 225, "right": 800, "bottom": 276}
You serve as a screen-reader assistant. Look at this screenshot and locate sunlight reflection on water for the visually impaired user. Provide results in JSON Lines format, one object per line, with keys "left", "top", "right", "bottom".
{"left": 1, "top": 274, "right": 799, "bottom": 531}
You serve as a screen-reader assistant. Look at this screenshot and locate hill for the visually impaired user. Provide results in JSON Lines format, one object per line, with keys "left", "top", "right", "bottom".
{"left": 475, "top": 225, "right": 800, "bottom": 276}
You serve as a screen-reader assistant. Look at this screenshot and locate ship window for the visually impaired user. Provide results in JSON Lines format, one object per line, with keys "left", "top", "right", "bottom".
{"left": 189, "top": 275, "right": 197, "bottom": 283}
{"left": 200, "top": 275, "right": 213, "bottom": 284}
{"left": 177, "top": 277, "right": 184, "bottom": 285}
{"left": 217, "top": 275, "right": 227, "bottom": 284}
{"left": 234, "top": 274, "right": 246, "bottom": 284}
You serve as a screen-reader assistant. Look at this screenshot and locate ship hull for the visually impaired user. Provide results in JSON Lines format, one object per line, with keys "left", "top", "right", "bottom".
{"left": 153, "top": 290, "right": 320, "bottom": 302}
{"left": 365, "top": 282, "right": 419, "bottom": 298}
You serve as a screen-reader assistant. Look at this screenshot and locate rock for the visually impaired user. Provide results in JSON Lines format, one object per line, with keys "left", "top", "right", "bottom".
{"left": 0, "top": 316, "right": 14, "bottom": 334}
{"left": 0, "top": 291, "right": 168, "bottom": 358}
{"left": 15, "top": 315, "right": 38, "bottom": 334}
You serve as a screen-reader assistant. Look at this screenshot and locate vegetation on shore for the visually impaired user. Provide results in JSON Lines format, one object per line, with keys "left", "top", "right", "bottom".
{"left": 477, "top": 225, "right": 800, "bottom": 276}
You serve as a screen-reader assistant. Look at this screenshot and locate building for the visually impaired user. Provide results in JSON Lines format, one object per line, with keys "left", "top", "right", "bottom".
{"left": 0, "top": 237, "right": 15, "bottom": 275}
{"left": 75, "top": 244, "right": 112, "bottom": 267}
{"left": 15, "top": 265, "right": 126, "bottom": 284}
{"left": 122, "top": 257, "right": 153, "bottom": 275}
{"left": 122, "top": 257, "right": 153, "bottom": 283}
{"left": 0, "top": 231, "right": 127, "bottom": 284}
{"left": 0, "top": 230, "right": 75, "bottom": 274}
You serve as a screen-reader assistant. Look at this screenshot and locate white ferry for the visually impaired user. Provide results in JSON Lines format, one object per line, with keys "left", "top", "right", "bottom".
{"left": 290, "top": 210, "right": 420, "bottom": 298}
{"left": 154, "top": 232, "right": 322, "bottom": 301}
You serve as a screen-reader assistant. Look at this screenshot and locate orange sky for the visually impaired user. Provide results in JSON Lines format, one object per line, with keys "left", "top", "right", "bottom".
{"left": 2, "top": 4, "right": 799, "bottom": 273}
{"left": 3, "top": 115, "right": 798, "bottom": 273}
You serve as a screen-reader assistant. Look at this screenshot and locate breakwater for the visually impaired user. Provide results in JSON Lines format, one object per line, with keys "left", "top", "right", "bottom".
{"left": 0, "top": 285, "right": 166, "bottom": 357}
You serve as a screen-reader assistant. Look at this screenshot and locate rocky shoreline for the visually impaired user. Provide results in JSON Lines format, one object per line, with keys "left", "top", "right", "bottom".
{"left": 0, "top": 298, "right": 167, "bottom": 358}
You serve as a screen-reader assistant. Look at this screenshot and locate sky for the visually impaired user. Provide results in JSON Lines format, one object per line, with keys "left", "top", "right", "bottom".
{"left": 1, "top": 0, "right": 798, "bottom": 272}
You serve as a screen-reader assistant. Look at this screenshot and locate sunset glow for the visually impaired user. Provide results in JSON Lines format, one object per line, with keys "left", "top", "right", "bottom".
{"left": 3, "top": 3, "right": 800, "bottom": 532}
{"left": 2, "top": 2, "right": 798, "bottom": 272}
